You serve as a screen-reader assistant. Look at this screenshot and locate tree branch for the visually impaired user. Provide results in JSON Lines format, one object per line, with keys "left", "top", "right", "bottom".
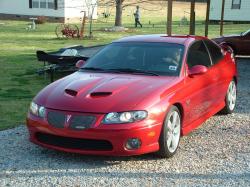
{"left": 122, "top": 0, "right": 161, "bottom": 8}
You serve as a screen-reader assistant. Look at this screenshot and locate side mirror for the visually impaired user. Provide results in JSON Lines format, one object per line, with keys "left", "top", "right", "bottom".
{"left": 188, "top": 65, "right": 208, "bottom": 77}
{"left": 75, "top": 60, "right": 86, "bottom": 69}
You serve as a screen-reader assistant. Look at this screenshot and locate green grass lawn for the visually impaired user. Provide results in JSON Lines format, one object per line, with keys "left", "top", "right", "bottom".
{"left": 0, "top": 17, "right": 250, "bottom": 130}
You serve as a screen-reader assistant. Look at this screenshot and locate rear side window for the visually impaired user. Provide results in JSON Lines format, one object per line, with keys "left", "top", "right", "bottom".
{"left": 204, "top": 40, "right": 224, "bottom": 65}
{"left": 187, "top": 40, "right": 212, "bottom": 68}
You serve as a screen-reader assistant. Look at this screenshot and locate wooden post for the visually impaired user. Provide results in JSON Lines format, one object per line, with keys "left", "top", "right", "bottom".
{"left": 220, "top": 0, "right": 225, "bottom": 36}
{"left": 190, "top": 0, "right": 195, "bottom": 35}
{"left": 167, "top": 0, "right": 173, "bottom": 36}
{"left": 80, "top": 11, "right": 87, "bottom": 39}
{"left": 205, "top": 0, "right": 210, "bottom": 37}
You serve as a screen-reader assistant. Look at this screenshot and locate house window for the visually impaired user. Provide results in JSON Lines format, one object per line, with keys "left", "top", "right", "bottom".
{"left": 32, "top": 0, "right": 39, "bottom": 8}
{"left": 40, "top": 0, "right": 47, "bottom": 8}
{"left": 30, "top": 0, "right": 56, "bottom": 9}
{"left": 48, "top": 0, "right": 55, "bottom": 9}
{"left": 232, "top": 0, "right": 241, "bottom": 9}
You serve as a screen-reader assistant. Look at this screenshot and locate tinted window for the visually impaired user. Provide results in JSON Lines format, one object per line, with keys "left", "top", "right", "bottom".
{"left": 204, "top": 40, "right": 223, "bottom": 65}
{"left": 83, "top": 42, "right": 185, "bottom": 76}
{"left": 187, "top": 41, "right": 211, "bottom": 68}
{"left": 243, "top": 29, "right": 250, "bottom": 36}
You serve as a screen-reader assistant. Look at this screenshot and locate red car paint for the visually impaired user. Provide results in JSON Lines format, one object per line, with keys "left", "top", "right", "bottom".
{"left": 26, "top": 35, "right": 237, "bottom": 156}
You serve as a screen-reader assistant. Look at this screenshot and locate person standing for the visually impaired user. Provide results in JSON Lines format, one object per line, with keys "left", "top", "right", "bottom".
{"left": 134, "top": 6, "right": 142, "bottom": 28}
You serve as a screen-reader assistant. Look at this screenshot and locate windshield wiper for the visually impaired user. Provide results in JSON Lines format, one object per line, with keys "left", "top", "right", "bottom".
{"left": 107, "top": 68, "right": 160, "bottom": 76}
{"left": 80, "top": 67, "right": 106, "bottom": 71}
{"left": 81, "top": 67, "right": 159, "bottom": 76}
{"left": 80, "top": 67, "right": 123, "bottom": 74}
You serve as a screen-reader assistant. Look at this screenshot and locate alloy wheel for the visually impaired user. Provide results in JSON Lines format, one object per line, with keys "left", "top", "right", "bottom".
{"left": 227, "top": 81, "right": 237, "bottom": 111}
{"left": 166, "top": 111, "right": 181, "bottom": 153}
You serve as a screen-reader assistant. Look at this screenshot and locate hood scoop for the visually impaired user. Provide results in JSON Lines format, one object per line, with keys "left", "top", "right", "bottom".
{"left": 65, "top": 89, "right": 78, "bottom": 97}
{"left": 90, "top": 92, "right": 112, "bottom": 98}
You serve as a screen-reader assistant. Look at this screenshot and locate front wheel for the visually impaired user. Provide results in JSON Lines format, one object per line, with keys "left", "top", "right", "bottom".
{"left": 220, "top": 80, "right": 237, "bottom": 114}
{"left": 157, "top": 106, "right": 181, "bottom": 158}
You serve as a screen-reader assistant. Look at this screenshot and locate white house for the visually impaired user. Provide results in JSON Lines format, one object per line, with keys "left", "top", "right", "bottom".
{"left": 0, "top": 0, "right": 97, "bottom": 23}
{"left": 210, "top": 0, "right": 250, "bottom": 22}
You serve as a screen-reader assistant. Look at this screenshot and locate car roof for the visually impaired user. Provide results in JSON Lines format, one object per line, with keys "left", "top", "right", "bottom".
{"left": 113, "top": 34, "right": 207, "bottom": 46}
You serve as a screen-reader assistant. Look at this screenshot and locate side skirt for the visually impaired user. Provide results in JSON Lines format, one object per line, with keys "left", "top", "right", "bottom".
{"left": 181, "top": 101, "right": 225, "bottom": 136}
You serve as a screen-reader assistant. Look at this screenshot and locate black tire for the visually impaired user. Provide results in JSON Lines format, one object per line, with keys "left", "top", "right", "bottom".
{"left": 220, "top": 80, "right": 237, "bottom": 114}
{"left": 157, "top": 106, "right": 181, "bottom": 158}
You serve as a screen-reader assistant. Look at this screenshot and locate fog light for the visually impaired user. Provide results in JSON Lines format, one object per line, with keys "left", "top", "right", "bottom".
{"left": 125, "top": 138, "right": 141, "bottom": 150}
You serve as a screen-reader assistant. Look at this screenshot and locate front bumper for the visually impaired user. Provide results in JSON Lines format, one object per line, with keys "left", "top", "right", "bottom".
{"left": 26, "top": 112, "right": 162, "bottom": 156}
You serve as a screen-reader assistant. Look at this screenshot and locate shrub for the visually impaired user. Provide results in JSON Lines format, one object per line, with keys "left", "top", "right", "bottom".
{"left": 35, "top": 16, "right": 47, "bottom": 24}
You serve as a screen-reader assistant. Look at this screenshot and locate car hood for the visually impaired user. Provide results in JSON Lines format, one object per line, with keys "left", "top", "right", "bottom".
{"left": 34, "top": 72, "right": 180, "bottom": 113}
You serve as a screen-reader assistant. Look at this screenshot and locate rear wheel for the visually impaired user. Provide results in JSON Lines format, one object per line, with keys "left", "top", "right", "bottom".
{"left": 157, "top": 106, "right": 181, "bottom": 158}
{"left": 221, "top": 80, "right": 237, "bottom": 114}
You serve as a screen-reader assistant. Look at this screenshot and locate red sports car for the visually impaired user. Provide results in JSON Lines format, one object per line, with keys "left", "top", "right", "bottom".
{"left": 27, "top": 35, "right": 237, "bottom": 158}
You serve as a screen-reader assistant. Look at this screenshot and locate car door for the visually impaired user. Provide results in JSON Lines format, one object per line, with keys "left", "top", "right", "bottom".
{"left": 203, "top": 39, "right": 228, "bottom": 105}
{"left": 182, "top": 40, "right": 219, "bottom": 126}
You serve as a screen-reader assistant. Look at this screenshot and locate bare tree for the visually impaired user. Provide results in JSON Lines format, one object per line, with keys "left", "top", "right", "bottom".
{"left": 115, "top": 0, "right": 124, "bottom": 26}
{"left": 84, "top": 0, "right": 98, "bottom": 37}
{"left": 102, "top": 0, "right": 158, "bottom": 27}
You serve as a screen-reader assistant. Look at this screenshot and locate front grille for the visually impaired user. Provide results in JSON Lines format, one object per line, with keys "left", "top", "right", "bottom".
{"left": 47, "top": 111, "right": 96, "bottom": 130}
{"left": 69, "top": 115, "right": 96, "bottom": 130}
{"left": 36, "top": 132, "right": 113, "bottom": 151}
{"left": 47, "top": 111, "right": 65, "bottom": 128}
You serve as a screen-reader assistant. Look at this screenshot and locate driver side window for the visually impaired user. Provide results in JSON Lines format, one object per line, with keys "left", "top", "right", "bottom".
{"left": 187, "top": 40, "right": 212, "bottom": 68}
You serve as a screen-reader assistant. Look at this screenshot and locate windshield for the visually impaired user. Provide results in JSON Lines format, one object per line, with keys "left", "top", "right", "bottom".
{"left": 81, "top": 42, "right": 185, "bottom": 76}
{"left": 243, "top": 29, "right": 250, "bottom": 36}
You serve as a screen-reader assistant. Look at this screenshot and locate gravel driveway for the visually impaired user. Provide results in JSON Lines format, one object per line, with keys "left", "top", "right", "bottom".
{"left": 0, "top": 59, "right": 249, "bottom": 187}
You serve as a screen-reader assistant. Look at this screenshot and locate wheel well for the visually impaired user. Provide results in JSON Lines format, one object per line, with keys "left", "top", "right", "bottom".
{"left": 233, "top": 76, "right": 237, "bottom": 85}
{"left": 173, "top": 103, "right": 184, "bottom": 126}
{"left": 158, "top": 103, "right": 185, "bottom": 141}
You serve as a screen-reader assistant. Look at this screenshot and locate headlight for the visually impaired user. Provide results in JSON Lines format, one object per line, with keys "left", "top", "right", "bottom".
{"left": 29, "top": 102, "right": 46, "bottom": 118}
{"left": 103, "top": 111, "right": 148, "bottom": 124}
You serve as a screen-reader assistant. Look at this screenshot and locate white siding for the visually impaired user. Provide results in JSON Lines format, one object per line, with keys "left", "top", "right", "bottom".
{"left": 210, "top": 0, "right": 250, "bottom": 21}
{"left": 0, "top": 0, "right": 97, "bottom": 22}
{"left": 64, "top": 0, "right": 97, "bottom": 20}
{"left": 0, "top": 0, "right": 65, "bottom": 17}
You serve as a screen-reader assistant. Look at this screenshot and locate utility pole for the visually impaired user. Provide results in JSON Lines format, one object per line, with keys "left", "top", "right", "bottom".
{"left": 205, "top": 0, "right": 210, "bottom": 37}
{"left": 167, "top": 0, "right": 173, "bottom": 35}
{"left": 220, "top": 0, "right": 225, "bottom": 36}
{"left": 189, "top": 0, "right": 195, "bottom": 35}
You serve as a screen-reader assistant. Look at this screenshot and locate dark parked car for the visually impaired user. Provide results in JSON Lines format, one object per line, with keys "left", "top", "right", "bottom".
{"left": 213, "top": 29, "right": 250, "bottom": 56}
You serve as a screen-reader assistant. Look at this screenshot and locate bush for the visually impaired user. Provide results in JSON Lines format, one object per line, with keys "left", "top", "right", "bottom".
{"left": 35, "top": 16, "right": 47, "bottom": 24}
